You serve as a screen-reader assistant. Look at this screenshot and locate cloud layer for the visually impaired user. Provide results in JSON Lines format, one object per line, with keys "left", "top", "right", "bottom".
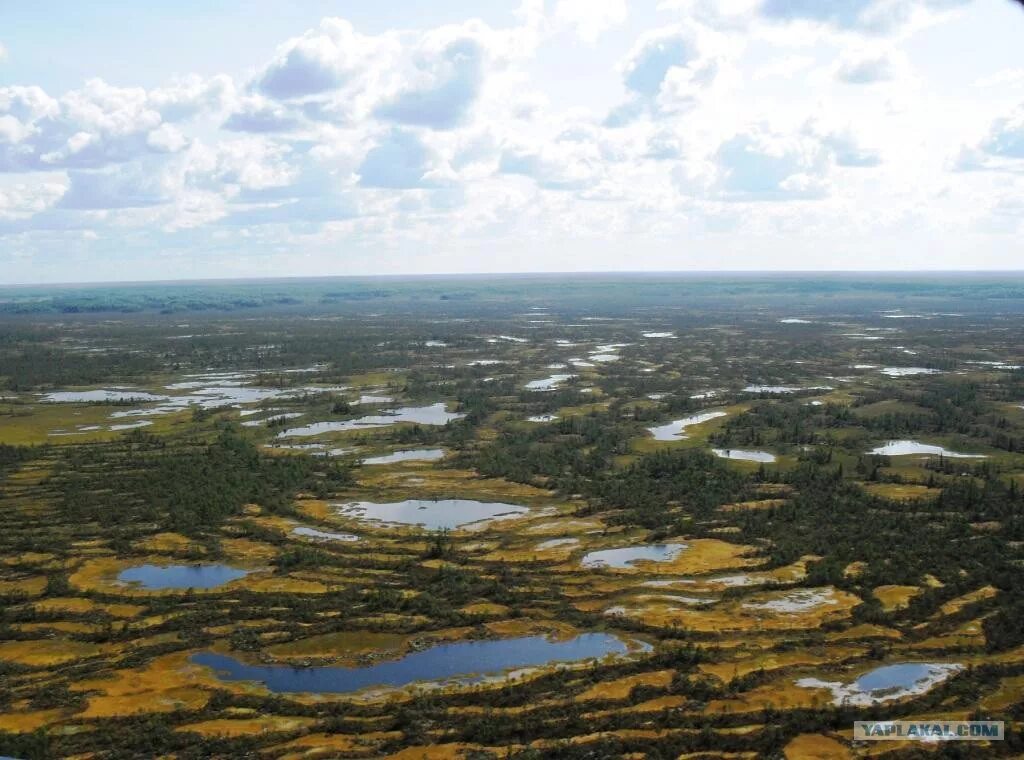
{"left": 1, "top": 0, "right": 1022, "bottom": 280}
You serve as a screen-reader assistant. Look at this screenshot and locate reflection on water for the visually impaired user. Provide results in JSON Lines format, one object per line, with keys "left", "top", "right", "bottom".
{"left": 192, "top": 633, "right": 636, "bottom": 694}
{"left": 581, "top": 543, "right": 688, "bottom": 569}
{"left": 867, "top": 440, "right": 986, "bottom": 458}
{"left": 712, "top": 448, "right": 776, "bottom": 463}
{"left": 647, "top": 412, "right": 726, "bottom": 441}
{"left": 334, "top": 499, "right": 529, "bottom": 530}
{"left": 278, "top": 404, "right": 464, "bottom": 437}
{"left": 117, "top": 564, "right": 249, "bottom": 590}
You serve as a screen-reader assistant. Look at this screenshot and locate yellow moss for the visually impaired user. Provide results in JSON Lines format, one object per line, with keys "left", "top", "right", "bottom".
{"left": 273, "top": 731, "right": 405, "bottom": 759}
{"left": 0, "top": 576, "right": 47, "bottom": 597}
{"left": 937, "top": 585, "right": 997, "bottom": 616}
{"left": 699, "top": 648, "right": 862, "bottom": 684}
{"left": 825, "top": 624, "right": 902, "bottom": 642}
{"left": 459, "top": 602, "right": 510, "bottom": 616}
{"left": 0, "top": 638, "right": 106, "bottom": 666}
{"left": 576, "top": 670, "right": 674, "bottom": 701}
{"left": 238, "top": 576, "right": 328, "bottom": 594}
{"left": 32, "top": 597, "right": 144, "bottom": 618}
{"left": 872, "top": 584, "right": 920, "bottom": 612}
{"left": 783, "top": 733, "right": 851, "bottom": 760}
{"left": 176, "top": 716, "right": 315, "bottom": 737}
{"left": 980, "top": 673, "right": 1024, "bottom": 711}
{"left": 843, "top": 561, "right": 867, "bottom": 579}
{"left": 863, "top": 483, "right": 940, "bottom": 501}
{"left": 0, "top": 709, "right": 65, "bottom": 733}
{"left": 133, "top": 532, "right": 199, "bottom": 554}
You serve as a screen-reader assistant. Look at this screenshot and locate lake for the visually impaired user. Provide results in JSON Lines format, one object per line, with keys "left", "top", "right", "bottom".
{"left": 647, "top": 412, "right": 726, "bottom": 441}
{"left": 360, "top": 448, "right": 446, "bottom": 465}
{"left": 868, "top": 440, "right": 986, "bottom": 458}
{"left": 525, "top": 374, "right": 573, "bottom": 391}
{"left": 334, "top": 499, "right": 530, "bottom": 530}
{"left": 292, "top": 527, "right": 359, "bottom": 543}
{"left": 117, "top": 563, "right": 249, "bottom": 590}
{"left": 278, "top": 404, "right": 464, "bottom": 436}
{"left": 712, "top": 448, "right": 776, "bottom": 463}
{"left": 581, "top": 543, "right": 688, "bottom": 569}
{"left": 191, "top": 632, "right": 635, "bottom": 694}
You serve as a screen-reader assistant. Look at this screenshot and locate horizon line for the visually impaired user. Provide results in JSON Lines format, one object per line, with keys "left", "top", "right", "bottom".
{"left": 4, "top": 268, "right": 1024, "bottom": 289}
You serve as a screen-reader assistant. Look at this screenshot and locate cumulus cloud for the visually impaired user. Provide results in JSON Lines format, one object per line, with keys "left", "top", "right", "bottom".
{"left": 834, "top": 50, "right": 895, "bottom": 83}
{"left": 57, "top": 164, "right": 172, "bottom": 209}
{"left": 953, "top": 101, "right": 1024, "bottom": 172}
{"left": 713, "top": 128, "right": 830, "bottom": 201}
{"left": 606, "top": 25, "right": 720, "bottom": 126}
{"left": 758, "top": 0, "right": 969, "bottom": 34}
{"left": 358, "top": 129, "right": 445, "bottom": 189}
{"left": 255, "top": 18, "right": 375, "bottom": 100}
{"left": 554, "top": 0, "right": 628, "bottom": 43}
{"left": 223, "top": 96, "right": 301, "bottom": 133}
{"left": 374, "top": 34, "right": 487, "bottom": 130}
{"left": 0, "top": 43, "right": 7, "bottom": 62}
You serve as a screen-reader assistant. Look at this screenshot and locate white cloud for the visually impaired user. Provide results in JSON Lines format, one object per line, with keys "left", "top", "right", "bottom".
{"left": 834, "top": 50, "right": 895, "bottom": 84}
{"left": 953, "top": 101, "right": 1024, "bottom": 172}
{"left": 713, "top": 127, "right": 830, "bottom": 201}
{"left": 255, "top": 18, "right": 377, "bottom": 100}
{"left": 554, "top": 0, "right": 628, "bottom": 43}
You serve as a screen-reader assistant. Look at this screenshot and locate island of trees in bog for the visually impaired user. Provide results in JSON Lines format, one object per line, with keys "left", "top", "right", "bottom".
{"left": 0, "top": 273, "right": 1022, "bottom": 758}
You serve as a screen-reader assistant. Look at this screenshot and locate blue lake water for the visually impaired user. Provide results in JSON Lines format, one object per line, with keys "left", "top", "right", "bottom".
{"left": 278, "top": 404, "right": 464, "bottom": 437}
{"left": 855, "top": 663, "right": 945, "bottom": 692}
{"left": 360, "top": 448, "right": 446, "bottom": 465}
{"left": 581, "top": 543, "right": 688, "bottom": 569}
{"left": 117, "top": 564, "right": 249, "bottom": 590}
{"left": 647, "top": 412, "right": 726, "bottom": 441}
{"left": 191, "top": 633, "right": 633, "bottom": 694}
{"left": 335, "top": 499, "right": 529, "bottom": 530}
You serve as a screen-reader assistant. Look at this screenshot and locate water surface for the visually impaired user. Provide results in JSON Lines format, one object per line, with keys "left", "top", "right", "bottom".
{"left": 191, "top": 632, "right": 634, "bottom": 694}
{"left": 361, "top": 449, "right": 446, "bottom": 465}
{"left": 118, "top": 564, "right": 249, "bottom": 590}
{"left": 278, "top": 404, "right": 464, "bottom": 436}
{"left": 581, "top": 543, "right": 688, "bottom": 569}
{"left": 335, "top": 499, "right": 529, "bottom": 530}
{"left": 867, "top": 440, "right": 986, "bottom": 458}
{"left": 647, "top": 412, "right": 726, "bottom": 441}
{"left": 712, "top": 448, "right": 776, "bottom": 463}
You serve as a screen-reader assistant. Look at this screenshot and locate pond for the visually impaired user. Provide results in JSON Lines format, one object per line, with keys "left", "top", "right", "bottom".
{"left": 647, "top": 412, "right": 726, "bottom": 441}
{"left": 292, "top": 527, "right": 359, "bottom": 543}
{"left": 117, "top": 564, "right": 249, "bottom": 590}
{"left": 867, "top": 440, "right": 986, "bottom": 458}
{"left": 334, "top": 499, "right": 530, "bottom": 530}
{"left": 278, "top": 404, "right": 464, "bottom": 437}
{"left": 360, "top": 449, "right": 446, "bottom": 465}
{"left": 581, "top": 543, "right": 688, "bottom": 569}
{"left": 712, "top": 448, "right": 776, "bottom": 463}
{"left": 525, "top": 374, "right": 574, "bottom": 391}
{"left": 797, "top": 662, "right": 962, "bottom": 706}
{"left": 42, "top": 389, "right": 171, "bottom": 403}
{"left": 536, "top": 538, "right": 579, "bottom": 550}
{"left": 191, "top": 632, "right": 636, "bottom": 694}
{"left": 880, "top": 367, "right": 941, "bottom": 377}
{"left": 527, "top": 414, "right": 558, "bottom": 422}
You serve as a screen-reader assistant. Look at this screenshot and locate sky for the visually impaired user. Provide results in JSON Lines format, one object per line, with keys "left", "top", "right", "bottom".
{"left": 1, "top": 0, "right": 1023, "bottom": 284}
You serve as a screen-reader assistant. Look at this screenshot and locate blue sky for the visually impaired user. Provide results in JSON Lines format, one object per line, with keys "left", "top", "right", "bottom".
{"left": 1, "top": 0, "right": 1023, "bottom": 283}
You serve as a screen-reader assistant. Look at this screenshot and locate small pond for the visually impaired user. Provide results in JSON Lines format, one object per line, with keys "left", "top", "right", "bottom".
{"left": 581, "top": 543, "right": 688, "bottom": 569}
{"left": 867, "top": 440, "right": 985, "bottom": 458}
{"left": 117, "top": 564, "right": 249, "bottom": 590}
{"left": 361, "top": 449, "right": 446, "bottom": 465}
{"left": 712, "top": 448, "right": 776, "bottom": 463}
{"left": 647, "top": 412, "right": 726, "bottom": 441}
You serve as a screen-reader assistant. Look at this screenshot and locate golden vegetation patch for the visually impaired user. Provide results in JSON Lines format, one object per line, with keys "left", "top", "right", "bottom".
{"left": 576, "top": 670, "right": 674, "bottom": 702}
{"left": 783, "top": 733, "right": 851, "bottom": 760}
{"left": 937, "top": 585, "right": 998, "bottom": 616}
{"left": 176, "top": 716, "right": 316, "bottom": 737}
{"left": 872, "top": 584, "right": 920, "bottom": 612}
{"left": 0, "top": 638, "right": 106, "bottom": 666}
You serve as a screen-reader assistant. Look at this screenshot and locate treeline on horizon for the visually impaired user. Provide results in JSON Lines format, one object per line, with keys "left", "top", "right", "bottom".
{"left": 2, "top": 274, "right": 1024, "bottom": 316}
